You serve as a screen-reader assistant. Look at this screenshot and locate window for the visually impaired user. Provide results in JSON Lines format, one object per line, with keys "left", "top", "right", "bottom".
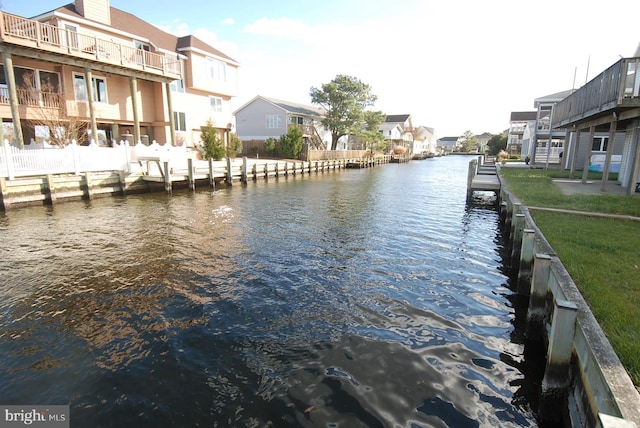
{"left": 206, "top": 57, "right": 226, "bottom": 81}
{"left": 266, "top": 114, "right": 282, "bottom": 129}
{"left": 173, "top": 111, "right": 186, "bottom": 132}
{"left": 170, "top": 79, "right": 184, "bottom": 93}
{"left": 289, "top": 116, "right": 303, "bottom": 125}
{"left": 537, "top": 106, "right": 552, "bottom": 131}
{"left": 592, "top": 136, "right": 609, "bottom": 152}
{"left": 209, "top": 96, "right": 222, "bottom": 113}
{"left": 73, "top": 73, "right": 107, "bottom": 102}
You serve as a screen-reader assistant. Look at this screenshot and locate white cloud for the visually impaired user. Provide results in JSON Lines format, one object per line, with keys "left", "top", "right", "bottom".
{"left": 222, "top": 17, "right": 234, "bottom": 25}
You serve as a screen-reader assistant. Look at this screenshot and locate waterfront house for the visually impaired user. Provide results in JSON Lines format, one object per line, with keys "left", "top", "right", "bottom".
{"left": 508, "top": 111, "right": 537, "bottom": 156}
{"left": 436, "top": 136, "right": 460, "bottom": 154}
{"left": 529, "top": 90, "right": 573, "bottom": 164}
{"left": 234, "top": 95, "right": 330, "bottom": 153}
{"left": 413, "top": 126, "right": 436, "bottom": 154}
{"left": 0, "top": 0, "right": 238, "bottom": 151}
{"left": 381, "top": 114, "right": 414, "bottom": 153}
{"left": 552, "top": 55, "right": 640, "bottom": 194}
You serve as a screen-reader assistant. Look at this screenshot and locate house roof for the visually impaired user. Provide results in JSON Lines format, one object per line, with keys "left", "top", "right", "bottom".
{"left": 263, "top": 97, "right": 325, "bottom": 117}
{"left": 44, "top": 3, "right": 238, "bottom": 63}
{"left": 234, "top": 95, "right": 325, "bottom": 117}
{"left": 534, "top": 89, "right": 574, "bottom": 106}
{"left": 438, "top": 136, "right": 459, "bottom": 142}
{"left": 385, "top": 114, "right": 411, "bottom": 123}
{"left": 510, "top": 111, "right": 537, "bottom": 121}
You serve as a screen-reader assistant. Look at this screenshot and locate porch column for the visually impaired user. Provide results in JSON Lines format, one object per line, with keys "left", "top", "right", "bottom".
{"left": 626, "top": 119, "right": 640, "bottom": 196}
{"left": 165, "top": 82, "right": 176, "bottom": 146}
{"left": 129, "top": 76, "right": 141, "bottom": 144}
{"left": 601, "top": 114, "right": 618, "bottom": 192}
{"left": 84, "top": 67, "right": 98, "bottom": 144}
{"left": 1, "top": 52, "right": 24, "bottom": 148}
{"left": 570, "top": 127, "right": 581, "bottom": 179}
{"left": 581, "top": 126, "right": 595, "bottom": 183}
{"left": 561, "top": 129, "right": 571, "bottom": 172}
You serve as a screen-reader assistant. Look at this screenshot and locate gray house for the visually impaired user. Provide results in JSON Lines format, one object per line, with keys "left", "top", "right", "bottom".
{"left": 234, "top": 96, "right": 329, "bottom": 150}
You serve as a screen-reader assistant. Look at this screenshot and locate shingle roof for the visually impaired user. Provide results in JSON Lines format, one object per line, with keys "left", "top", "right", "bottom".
{"left": 385, "top": 114, "right": 411, "bottom": 123}
{"left": 262, "top": 96, "right": 325, "bottom": 117}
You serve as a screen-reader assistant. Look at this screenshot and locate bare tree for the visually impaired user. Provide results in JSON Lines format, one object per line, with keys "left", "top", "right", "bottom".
{"left": 21, "top": 71, "right": 89, "bottom": 147}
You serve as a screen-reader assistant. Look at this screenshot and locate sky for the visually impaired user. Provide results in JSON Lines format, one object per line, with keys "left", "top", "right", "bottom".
{"left": 3, "top": 0, "right": 640, "bottom": 139}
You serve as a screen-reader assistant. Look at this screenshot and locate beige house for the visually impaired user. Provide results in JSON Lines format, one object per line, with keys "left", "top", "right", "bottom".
{"left": 0, "top": 0, "right": 238, "bottom": 149}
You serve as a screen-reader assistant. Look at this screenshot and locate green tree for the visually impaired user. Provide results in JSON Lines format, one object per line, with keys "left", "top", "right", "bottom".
{"left": 227, "top": 133, "right": 243, "bottom": 158}
{"left": 278, "top": 125, "right": 303, "bottom": 159}
{"left": 310, "top": 75, "right": 377, "bottom": 150}
{"left": 263, "top": 137, "right": 277, "bottom": 156}
{"left": 200, "top": 120, "right": 224, "bottom": 160}
{"left": 487, "top": 133, "right": 508, "bottom": 156}
{"left": 459, "top": 130, "right": 477, "bottom": 153}
{"left": 356, "top": 110, "right": 387, "bottom": 154}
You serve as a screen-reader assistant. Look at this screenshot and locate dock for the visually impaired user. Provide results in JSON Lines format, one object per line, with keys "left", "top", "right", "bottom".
{"left": 467, "top": 157, "right": 501, "bottom": 201}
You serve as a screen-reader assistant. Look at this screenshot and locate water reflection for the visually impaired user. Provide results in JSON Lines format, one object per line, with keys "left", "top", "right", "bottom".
{"left": 0, "top": 156, "right": 540, "bottom": 426}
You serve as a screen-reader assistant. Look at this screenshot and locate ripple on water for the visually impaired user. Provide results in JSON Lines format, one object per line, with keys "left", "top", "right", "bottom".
{"left": 0, "top": 157, "right": 539, "bottom": 426}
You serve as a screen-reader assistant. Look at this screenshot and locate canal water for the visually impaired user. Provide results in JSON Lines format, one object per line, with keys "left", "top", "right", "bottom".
{"left": 0, "top": 156, "right": 541, "bottom": 427}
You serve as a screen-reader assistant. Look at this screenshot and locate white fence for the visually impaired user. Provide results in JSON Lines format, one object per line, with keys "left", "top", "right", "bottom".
{"left": 0, "top": 140, "right": 189, "bottom": 180}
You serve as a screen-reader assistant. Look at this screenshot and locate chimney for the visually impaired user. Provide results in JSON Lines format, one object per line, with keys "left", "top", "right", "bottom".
{"left": 75, "top": 0, "right": 111, "bottom": 26}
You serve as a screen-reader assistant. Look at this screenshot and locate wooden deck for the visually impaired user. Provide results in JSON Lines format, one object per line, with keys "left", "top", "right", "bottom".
{"left": 467, "top": 158, "right": 500, "bottom": 201}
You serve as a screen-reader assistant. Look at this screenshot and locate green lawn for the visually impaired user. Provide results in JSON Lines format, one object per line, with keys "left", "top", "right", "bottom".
{"left": 499, "top": 168, "right": 640, "bottom": 388}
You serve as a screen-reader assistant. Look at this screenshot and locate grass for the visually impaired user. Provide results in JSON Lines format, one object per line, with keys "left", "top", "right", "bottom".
{"left": 499, "top": 168, "right": 640, "bottom": 388}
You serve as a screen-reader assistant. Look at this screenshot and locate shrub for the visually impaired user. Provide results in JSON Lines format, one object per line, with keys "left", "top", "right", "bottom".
{"left": 200, "top": 120, "right": 224, "bottom": 160}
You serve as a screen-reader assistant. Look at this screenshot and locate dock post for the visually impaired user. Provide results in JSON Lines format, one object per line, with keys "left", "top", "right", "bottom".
{"left": 208, "top": 158, "right": 215, "bottom": 189}
{"left": 264, "top": 163, "right": 268, "bottom": 180}
{"left": 241, "top": 157, "right": 248, "bottom": 184}
{"left": 118, "top": 170, "right": 127, "bottom": 195}
{"left": 510, "top": 213, "right": 526, "bottom": 269}
{"left": 509, "top": 203, "right": 522, "bottom": 245}
{"left": 84, "top": 171, "right": 93, "bottom": 200}
{"left": 517, "top": 229, "right": 537, "bottom": 295}
{"left": 466, "top": 159, "right": 477, "bottom": 201}
{"left": 163, "top": 161, "right": 171, "bottom": 194}
{"left": 539, "top": 299, "right": 578, "bottom": 425}
{"left": 45, "top": 174, "right": 56, "bottom": 204}
{"left": 252, "top": 163, "right": 257, "bottom": 181}
{"left": 226, "top": 157, "right": 232, "bottom": 185}
{"left": 526, "top": 253, "right": 552, "bottom": 342}
{"left": 188, "top": 158, "right": 195, "bottom": 191}
{"left": 0, "top": 177, "right": 8, "bottom": 210}
{"left": 274, "top": 161, "right": 279, "bottom": 177}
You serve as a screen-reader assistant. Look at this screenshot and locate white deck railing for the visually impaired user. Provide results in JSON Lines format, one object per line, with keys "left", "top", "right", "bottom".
{"left": 0, "top": 140, "right": 188, "bottom": 180}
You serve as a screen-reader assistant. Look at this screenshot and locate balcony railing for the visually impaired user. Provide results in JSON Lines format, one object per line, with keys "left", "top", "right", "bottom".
{"left": 0, "top": 12, "right": 181, "bottom": 78}
{"left": 0, "top": 86, "right": 62, "bottom": 108}
{"left": 553, "top": 57, "right": 640, "bottom": 128}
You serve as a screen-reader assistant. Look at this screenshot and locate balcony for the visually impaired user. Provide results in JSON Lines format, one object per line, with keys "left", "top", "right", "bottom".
{"left": 0, "top": 12, "right": 181, "bottom": 80}
{"left": 553, "top": 58, "right": 640, "bottom": 128}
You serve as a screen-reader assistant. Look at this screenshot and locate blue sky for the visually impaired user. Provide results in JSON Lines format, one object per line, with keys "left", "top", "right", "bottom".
{"left": 4, "top": 0, "right": 640, "bottom": 138}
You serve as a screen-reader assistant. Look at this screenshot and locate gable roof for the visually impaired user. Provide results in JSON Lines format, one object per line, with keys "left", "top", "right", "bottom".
{"left": 234, "top": 96, "right": 325, "bottom": 118}
{"left": 43, "top": 3, "right": 238, "bottom": 63}
{"left": 385, "top": 114, "right": 411, "bottom": 123}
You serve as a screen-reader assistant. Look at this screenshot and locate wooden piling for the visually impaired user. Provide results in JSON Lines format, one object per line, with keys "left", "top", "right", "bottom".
{"left": 188, "top": 158, "right": 195, "bottom": 191}
{"left": 539, "top": 299, "right": 578, "bottom": 424}
{"left": 526, "top": 253, "right": 552, "bottom": 342}
{"left": 84, "top": 171, "right": 93, "bottom": 200}
{"left": 45, "top": 174, "right": 56, "bottom": 204}
{"left": 163, "top": 161, "right": 171, "bottom": 194}
{"left": 208, "top": 158, "right": 215, "bottom": 189}
{"left": 242, "top": 157, "right": 248, "bottom": 184}
{"left": 517, "top": 228, "right": 536, "bottom": 295}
